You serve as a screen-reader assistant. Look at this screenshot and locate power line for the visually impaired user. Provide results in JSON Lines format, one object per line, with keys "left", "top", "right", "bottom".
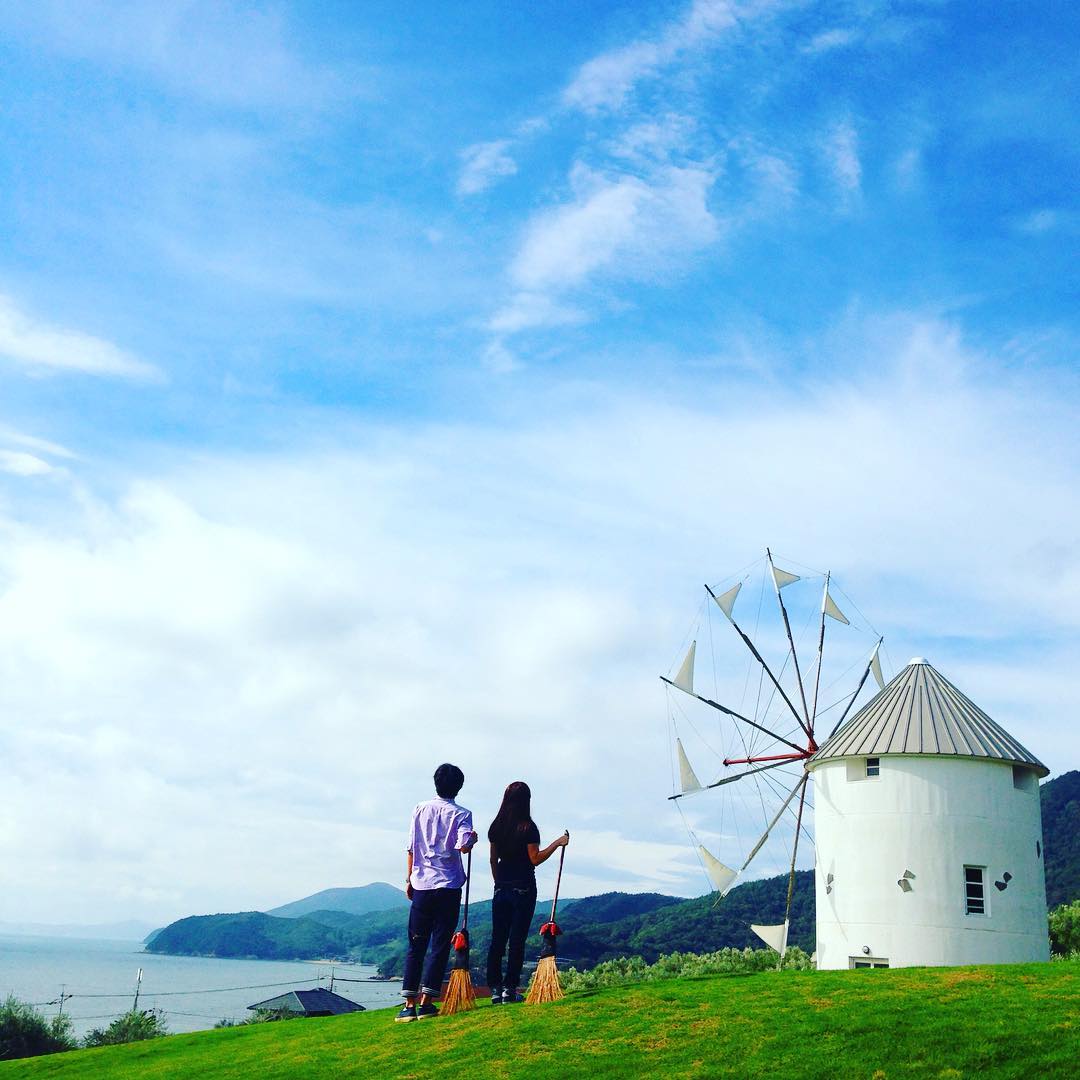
{"left": 72, "top": 976, "right": 328, "bottom": 1000}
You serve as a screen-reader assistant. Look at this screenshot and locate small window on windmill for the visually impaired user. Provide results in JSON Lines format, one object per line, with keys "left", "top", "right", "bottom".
{"left": 964, "top": 866, "right": 986, "bottom": 916}
{"left": 850, "top": 957, "right": 890, "bottom": 969}
{"left": 865, "top": 757, "right": 880, "bottom": 778}
{"left": 1012, "top": 765, "right": 1036, "bottom": 792}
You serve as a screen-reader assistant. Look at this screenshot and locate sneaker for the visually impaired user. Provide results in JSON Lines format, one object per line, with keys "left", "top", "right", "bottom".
{"left": 490, "top": 989, "right": 503, "bottom": 1006}
{"left": 395, "top": 1005, "right": 417, "bottom": 1023}
{"left": 416, "top": 1003, "right": 440, "bottom": 1020}
{"left": 502, "top": 988, "right": 522, "bottom": 1004}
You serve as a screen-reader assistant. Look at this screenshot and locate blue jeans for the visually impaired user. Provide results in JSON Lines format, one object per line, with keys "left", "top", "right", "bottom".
{"left": 401, "top": 887, "right": 461, "bottom": 997}
{"left": 486, "top": 882, "right": 537, "bottom": 991}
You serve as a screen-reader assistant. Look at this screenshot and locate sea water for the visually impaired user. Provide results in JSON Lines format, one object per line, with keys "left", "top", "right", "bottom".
{"left": 0, "top": 935, "right": 401, "bottom": 1037}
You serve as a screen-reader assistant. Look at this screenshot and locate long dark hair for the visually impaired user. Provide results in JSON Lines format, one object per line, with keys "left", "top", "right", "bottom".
{"left": 488, "top": 781, "right": 534, "bottom": 846}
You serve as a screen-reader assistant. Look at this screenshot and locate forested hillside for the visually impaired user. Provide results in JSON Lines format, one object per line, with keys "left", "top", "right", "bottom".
{"left": 1043, "top": 770, "right": 1080, "bottom": 907}
{"left": 145, "top": 771, "right": 1078, "bottom": 969}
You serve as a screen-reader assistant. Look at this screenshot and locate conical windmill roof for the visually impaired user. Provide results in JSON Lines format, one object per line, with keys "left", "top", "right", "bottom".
{"left": 809, "top": 658, "right": 1048, "bottom": 777}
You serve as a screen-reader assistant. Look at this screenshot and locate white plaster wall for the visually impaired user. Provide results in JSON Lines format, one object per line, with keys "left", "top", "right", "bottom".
{"left": 809, "top": 755, "right": 1049, "bottom": 970}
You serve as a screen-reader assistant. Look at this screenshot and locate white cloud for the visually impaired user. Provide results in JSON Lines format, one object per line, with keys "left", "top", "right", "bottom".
{"left": 562, "top": 0, "right": 742, "bottom": 113}
{"left": 510, "top": 165, "right": 720, "bottom": 292}
{"left": 1015, "top": 209, "right": 1077, "bottom": 235}
{"left": 802, "top": 27, "right": 860, "bottom": 54}
{"left": 824, "top": 119, "right": 861, "bottom": 196}
{"left": 607, "top": 114, "right": 698, "bottom": 165}
{"left": 1, "top": 315, "right": 1078, "bottom": 923}
{"left": 0, "top": 425, "right": 76, "bottom": 460}
{"left": 0, "top": 295, "right": 160, "bottom": 380}
{"left": 457, "top": 139, "right": 519, "bottom": 196}
{"left": 0, "top": 0, "right": 352, "bottom": 110}
{"left": 482, "top": 339, "right": 520, "bottom": 373}
{"left": 487, "top": 292, "right": 587, "bottom": 334}
{"left": 0, "top": 451, "right": 53, "bottom": 477}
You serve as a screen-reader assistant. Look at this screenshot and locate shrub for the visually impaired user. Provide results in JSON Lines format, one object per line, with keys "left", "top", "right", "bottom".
{"left": 560, "top": 946, "right": 814, "bottom": 992}
{"left": 215, "top": 1007, "right": 300, "bottom": 1028}
{"left": 0, "top": 996, "right": 77, "bottom": 1060}
{"left": 1048, "top": 900, "right": 1080, "bottom": 956}
{"left": 83, "top": 1008, "right": 168, "bottom": 1047}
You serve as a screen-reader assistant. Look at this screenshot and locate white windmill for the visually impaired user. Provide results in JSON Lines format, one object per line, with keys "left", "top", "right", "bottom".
{"left": 664, "top": 551, "right": 1050, "bottom": 969}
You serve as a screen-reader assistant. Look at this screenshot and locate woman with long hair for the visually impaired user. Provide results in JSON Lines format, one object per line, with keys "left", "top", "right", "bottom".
{"left": 486, "top": 781, "right": 569, "bottom": 1005}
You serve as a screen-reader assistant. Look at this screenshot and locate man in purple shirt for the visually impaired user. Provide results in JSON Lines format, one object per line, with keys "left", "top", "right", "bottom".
{"left": 396, "top": 763, "right": 476, "bottom": 1022}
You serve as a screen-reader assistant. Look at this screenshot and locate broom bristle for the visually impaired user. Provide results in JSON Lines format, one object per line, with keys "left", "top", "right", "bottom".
{"left": 525, "top": 955, "right": 563, "bottom": 1004}
{"left": 440, "top": 968, "right": 476, "bottom": 1014}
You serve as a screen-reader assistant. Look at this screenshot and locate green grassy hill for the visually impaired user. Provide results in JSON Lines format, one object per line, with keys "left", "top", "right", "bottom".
{"left": 3, "top": 962, "right": 1077, "bottom": 1079}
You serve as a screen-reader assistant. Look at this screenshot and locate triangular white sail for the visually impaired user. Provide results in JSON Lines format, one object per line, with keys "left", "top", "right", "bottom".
{"left": 698, "top": 846, "right": 737, "bottom": 894}
{"left": 672, "top": 640, "right": 696, "bottom": 694}
{"left": 870, "top": 643, "right": 885, "bottom": 690}
{"left": 711, "top": 582, "right": 741, "bottom": 620}
{"left": 824, "top": 590, "right": 849, "bottom": 625}
{"left": 676, "top": 738, "right": 702, "bottom": 794}
{"left": 771, "top": 566, "right": 800, "bottom": 590}
{"left": 750, "top": 919, "right": 789, "bottom": 956}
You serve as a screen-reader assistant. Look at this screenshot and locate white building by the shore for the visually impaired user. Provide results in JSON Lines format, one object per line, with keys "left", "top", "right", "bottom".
{"left": 808, "top": 658, "right": 1050, "bottom": 970}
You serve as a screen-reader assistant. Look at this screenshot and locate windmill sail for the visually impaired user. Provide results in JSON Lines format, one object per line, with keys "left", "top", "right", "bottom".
{"left": 711, "top": 582, "right": 741, "bottom": 620}
{"left": 676, "top": 738, "right": 702, "bottom": 794}
{"left": 771, "top": 565, "right": 800, "bottom": 590}
{"left": 672, "top": 641, "right": 696, "bottom": 694}
{"left": 824, "top": 590, "right": 849, "bottom": 624}
{"left": 750, "top": 919, "right": 789, "bottom": 956}
{"left": 870, "top": 643, "right": 885, "bottom": 689}
{"left": 698, "top": 846, "right": 737, "bottom": 894}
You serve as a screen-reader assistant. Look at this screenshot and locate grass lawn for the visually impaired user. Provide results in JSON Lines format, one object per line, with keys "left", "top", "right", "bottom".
{"left": 3, "top": 962, "right": 1078, "bottom": 1079}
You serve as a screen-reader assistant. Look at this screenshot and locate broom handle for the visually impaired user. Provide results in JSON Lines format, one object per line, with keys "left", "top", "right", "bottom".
{"left": 549, "top": 843, "right": 566, "bottom": 923}
{"left": 463, "top": 848, "right": 472, "bottom": 932}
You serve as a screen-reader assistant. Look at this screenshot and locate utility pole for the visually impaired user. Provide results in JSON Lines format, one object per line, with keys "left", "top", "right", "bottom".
{"left": 329, "top": 967, "right": 335, "bottom": 993}
{"left": 132, "top": 968, "right": 143, "bottom": 1012}
{"left": 56, "top": 986, "right": 70, "bottom": 1020}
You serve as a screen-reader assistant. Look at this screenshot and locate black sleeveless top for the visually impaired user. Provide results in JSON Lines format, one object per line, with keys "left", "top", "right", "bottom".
{"left": 493, "top": 821, "right": 541, "bottom": 885}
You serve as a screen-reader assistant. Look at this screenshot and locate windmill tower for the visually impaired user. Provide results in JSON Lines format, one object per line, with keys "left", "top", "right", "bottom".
{"left": 807, "top": 658, "right": 1050, "bottom": 969}
{"left": 664, "top": 555, "right": 1052, "bottom": 970}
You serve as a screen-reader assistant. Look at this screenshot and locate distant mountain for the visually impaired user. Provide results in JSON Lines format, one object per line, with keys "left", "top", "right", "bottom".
{"left": 1043, "top": 770, "right": 1080, "bottom": 908}
{"left": 266, "top": 883, "right": 409, "bottom": 919}
{"left": 144, "top": 775, "right": 1079, "bottom": 971}
{"left": 0, "top": 919, "right": 156, "bottom": 942}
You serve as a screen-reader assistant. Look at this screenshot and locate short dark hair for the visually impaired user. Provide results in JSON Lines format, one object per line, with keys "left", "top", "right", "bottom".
{"left": 434, "top": 763, "right": 464, "bottom": 799}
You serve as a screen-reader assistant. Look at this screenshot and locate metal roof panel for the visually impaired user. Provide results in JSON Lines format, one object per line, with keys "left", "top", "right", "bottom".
{"left": 809, "top": 659, "right": 1048, "bottom": 776}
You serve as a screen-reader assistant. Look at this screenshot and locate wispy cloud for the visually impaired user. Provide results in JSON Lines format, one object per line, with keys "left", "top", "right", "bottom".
{"left": 457, "top": 139, "right": 519, "bottom": 196}
{"left": 1015, "top": 208, "right": 1077, "bottom": 235}
{"left": 0, "top": 425, "right": 76, "bottom": 460}
{"left": 0, "top": 0, "right": 355, "bottom": 110}
{"left": 485, "top": 162, "right": 720, "bottom": 344}
{"left": 823, "top": 119, "right": 862, "bottom": 197}
{"left": 801, "top": 27, "right": 860, "bottom": 54}
{"left": 511, "top": 164, "right": 720, "bottom": 292}
{"left": 0, "top": 295, "right": 160, "bottom": 381}
{"left": 486, "top": 293, "right": 586, "bottom": 334}
{"left": 562, "top": 0, "right": 744, "bottom": 113}
{"left": 0, "top": 451, "right": 54, "bottom": 477}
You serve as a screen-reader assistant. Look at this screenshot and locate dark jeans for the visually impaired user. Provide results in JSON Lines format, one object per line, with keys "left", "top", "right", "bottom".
{"left": 486, "top": 881, "right": 537, "bottom": 991}
{"left": 401, "top": 887, "right": 461, "bottom": 997}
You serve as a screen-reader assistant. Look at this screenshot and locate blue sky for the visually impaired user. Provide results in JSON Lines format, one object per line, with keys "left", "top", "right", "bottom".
{"left": 0, "top": 1, "right": 1077, "bottom": 924}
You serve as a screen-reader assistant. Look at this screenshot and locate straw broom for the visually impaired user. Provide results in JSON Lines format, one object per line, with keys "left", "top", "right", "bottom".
{"left": 526, "top": 844, "right": 566, "bottom": 1004}
{"left": 441, "top": 849, "right": 476, "bottom": 1014}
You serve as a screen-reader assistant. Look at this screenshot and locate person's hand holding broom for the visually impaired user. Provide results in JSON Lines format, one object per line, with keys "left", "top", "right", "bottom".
{"left": 526, "top": 830, "right": 569, "bottom": 1004}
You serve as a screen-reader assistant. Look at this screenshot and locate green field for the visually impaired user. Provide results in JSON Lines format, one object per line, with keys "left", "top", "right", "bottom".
{"left": 4, "top": 962, "right": 1078, "bottom": 1079}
